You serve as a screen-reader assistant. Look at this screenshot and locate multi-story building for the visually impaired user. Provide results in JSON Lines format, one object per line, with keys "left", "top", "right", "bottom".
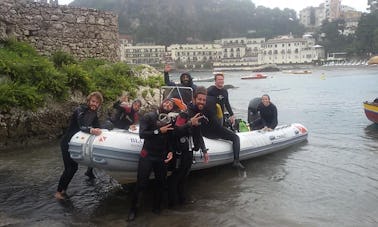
{"left": 258, "top": 35, "right": 325, "bottom": 64}
{"left": 299, "top": 4, "right": 326, "bottom": 29}
{"left": 120, "top": 35, "right": 324, "bottom": 67}
{"left": 122, "top": 44, "right": 166, "bottom": 65}
{"left": 325, "top": 0, "right": 341, "bottom": 21}
{"left": 167, "top": 43, "right": 222, "bottom": 65}
{"left": 300, "top": 1, "right": 361, "bottom": 34}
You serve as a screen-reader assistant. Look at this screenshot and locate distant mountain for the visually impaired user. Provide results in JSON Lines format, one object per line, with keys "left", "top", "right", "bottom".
{"left": 70, "top": 0, "right": 305, "bottom": 44}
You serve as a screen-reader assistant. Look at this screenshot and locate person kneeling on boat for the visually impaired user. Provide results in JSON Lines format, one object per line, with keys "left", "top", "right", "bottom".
{"left": 85, "top": 96, "right": 142, "bottom": 179}
{"left": 127, "top": 99, "right": 175, "bottom": 222}
{"left": 168, "top": 86, "right": 209, "bottom": 207}
{"left": 55, "top": 91, "right": 103, "bottom": 200}
{"left": 110, "top": 95, "right": 141, "bottom": 130}
{"left": 251, "top": 94, "right": 278, "bottom": 131}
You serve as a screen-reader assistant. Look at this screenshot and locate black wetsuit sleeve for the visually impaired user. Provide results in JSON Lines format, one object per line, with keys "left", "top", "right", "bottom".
{"left": 164, "top": 71, "right": 176, "bottom": 86}
{"left": 76, "top": 107, "right": 92, "bottom": 133}
{"left": 224, "top": 90, "right": 234, "bottom": 116}
{"left": 139, "top": 113, "right": 156, "bottom": 139}
{"left": 268, "top": 105, "right": 278, "bottom": 129}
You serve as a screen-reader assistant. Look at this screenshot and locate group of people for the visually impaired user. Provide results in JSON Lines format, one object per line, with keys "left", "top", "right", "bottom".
{"left": 54, "top": 66, "right": 278, "bottom": 222}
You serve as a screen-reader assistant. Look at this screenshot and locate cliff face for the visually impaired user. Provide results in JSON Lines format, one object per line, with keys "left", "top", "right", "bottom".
{"left": 0, "top": 100, "right": 80, "bottom": 150}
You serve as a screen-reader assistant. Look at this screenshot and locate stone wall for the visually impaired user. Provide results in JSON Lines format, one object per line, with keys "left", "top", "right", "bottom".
{"left": 0, "top": 0, "right": 119, "bottom": 61}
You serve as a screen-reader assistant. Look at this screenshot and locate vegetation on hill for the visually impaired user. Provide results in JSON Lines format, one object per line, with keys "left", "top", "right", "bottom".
{"left": 0, "top": 39, "right": 163, "bottom": 111}
{"left": 70, "top": 0, "right": 305, "bottom": 44}
{"left": 69, "top": 0, "right": 378, "bottom": 57}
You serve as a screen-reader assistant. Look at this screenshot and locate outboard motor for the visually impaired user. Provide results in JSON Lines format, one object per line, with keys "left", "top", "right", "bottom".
{"left": 247, "top": 97, "right": 262, "bottom": 125}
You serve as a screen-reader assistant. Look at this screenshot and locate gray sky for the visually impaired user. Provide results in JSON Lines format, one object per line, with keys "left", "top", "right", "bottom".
{"left": 58, "top": 0, "right": 368, "bottom": 13}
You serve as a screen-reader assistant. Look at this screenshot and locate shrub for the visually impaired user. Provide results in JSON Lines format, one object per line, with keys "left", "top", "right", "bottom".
{"left": 0, "top": 82, "right": 43, "bottom": 111}
{"left": 51, "top": 51, "right": 76, "bottom": 68}
{"left": 62, "top": 64, "right": 93, "bottom": 94}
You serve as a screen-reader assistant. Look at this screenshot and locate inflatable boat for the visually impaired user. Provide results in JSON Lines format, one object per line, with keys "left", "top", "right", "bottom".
{"left": 69, "top": 123, "right": 308, "bottom": 184}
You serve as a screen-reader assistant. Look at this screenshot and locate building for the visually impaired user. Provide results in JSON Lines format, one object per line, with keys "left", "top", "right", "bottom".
{"left": 258, "top": 35, "right": 325, "bottom": 65}
{"left": 121, "top": 44, "right": 166, "bottom": 65}
{"left": 325, "top": 0, "right": 341, "bottom": 21}
{"left": 167, "top": 43, "right": 222, "bottom": 66}
{"left": 120, "top": 35, "right": 324, "bottom": 67}
{"left": 299, "top": 4, "right": 326, "bottom": 29}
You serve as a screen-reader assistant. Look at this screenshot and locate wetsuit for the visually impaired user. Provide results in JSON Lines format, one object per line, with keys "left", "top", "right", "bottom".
{"left": 253, "top": 102, "right": 278, "bottom": 130}
{"left": 111, "top": 100, "right": 139, "bottom": 129}
{"left": 129, "top": 110, "right": 173, "bottom": 217}
{"left": 207, "top": 85, "right": 234, "bottom": 123}
{"left": 201, "top": 96, "right": 241, "bottom": 162}
{"left": 164, "top": 71, "right": 196, "bottom": 105}
{"left": 57, "top": 104, "right": 100, "bottom": 193}
{"left": 168, "top": 104, "right": 207, "bottom": 206}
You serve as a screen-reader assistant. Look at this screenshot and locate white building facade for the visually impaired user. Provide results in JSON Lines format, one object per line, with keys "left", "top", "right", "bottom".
{"left": 258, "top": 35, "right": 325, "bottom": 64}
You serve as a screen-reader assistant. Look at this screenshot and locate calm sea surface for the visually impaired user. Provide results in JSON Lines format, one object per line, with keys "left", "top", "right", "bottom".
{"left": 1, "top": 66, "right": 378, "bottom": 226}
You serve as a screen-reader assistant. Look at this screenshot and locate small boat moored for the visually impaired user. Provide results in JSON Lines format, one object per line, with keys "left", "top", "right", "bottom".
{"left": 363, "top": 99, "right": 378, "bottom": 123}
{"left": 241, "top": 73, "right": 268, "bottom": 80}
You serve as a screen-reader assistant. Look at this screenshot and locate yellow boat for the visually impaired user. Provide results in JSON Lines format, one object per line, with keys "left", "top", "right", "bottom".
{"left": 363, "top": 100, "right": 378, "bottom": 123}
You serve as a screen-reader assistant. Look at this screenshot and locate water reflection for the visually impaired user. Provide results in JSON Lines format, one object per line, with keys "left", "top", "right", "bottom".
{"left": 364, "top": 123, "right": 378, "bottom": 140}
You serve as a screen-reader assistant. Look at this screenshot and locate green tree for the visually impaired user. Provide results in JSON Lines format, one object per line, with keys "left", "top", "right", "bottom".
{"left": 354, "top": 12, "right": 378, "bottom": 55}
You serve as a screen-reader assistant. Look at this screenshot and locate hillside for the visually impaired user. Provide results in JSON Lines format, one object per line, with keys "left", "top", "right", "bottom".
{"left": 69, "top": 0, "right": 305, "bottom": 44}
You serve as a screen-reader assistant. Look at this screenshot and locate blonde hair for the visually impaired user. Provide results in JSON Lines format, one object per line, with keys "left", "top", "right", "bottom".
{"left": 86, "top": 91, "right": 103, "bottom": 105}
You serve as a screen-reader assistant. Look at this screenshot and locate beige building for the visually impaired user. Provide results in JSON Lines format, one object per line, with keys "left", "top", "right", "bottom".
{"left": 326, "top": 0, "right": 341, "bottom": 21}
{"left": 121, "top": 44, "right": 166, "bottom": 65}
{"left": 167, "top": 43, "right": 222, "bottom": 64}
{"left": 258, "top": 35, "right": 325, "bottom": 64}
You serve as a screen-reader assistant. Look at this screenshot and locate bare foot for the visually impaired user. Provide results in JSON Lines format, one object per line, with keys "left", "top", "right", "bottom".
{"left": 55, "top": 191, "right": 65, "bottom": 200}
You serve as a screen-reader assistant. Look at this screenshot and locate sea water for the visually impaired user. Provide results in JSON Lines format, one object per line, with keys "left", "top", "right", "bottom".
{"left": 1, "top": 66, "right": 378, "bottom": 226}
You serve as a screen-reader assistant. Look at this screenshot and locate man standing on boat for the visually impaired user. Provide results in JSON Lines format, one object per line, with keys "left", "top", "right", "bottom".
{"left": 168, "top": 86, "right": 209, "bottom": 207}
{"left": 204, "top": 73, "right": 245, "bottom": 170}
{"left": 164, "top": 64, "right": 197, "bottom": 105}
{"left": 55, "top": 91, "right": 103, "bottom": 200}
{"left": 127, "top": 99, "right": 174, "bottom": 221}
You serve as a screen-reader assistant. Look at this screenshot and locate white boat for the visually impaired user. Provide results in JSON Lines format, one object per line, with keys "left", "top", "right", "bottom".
{"left": 69, "top": 123, "right": 308, "bottom": 184}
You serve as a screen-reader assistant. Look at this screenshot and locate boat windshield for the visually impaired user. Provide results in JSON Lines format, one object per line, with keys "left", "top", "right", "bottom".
{"left": 160, "top": 86, "right": 193, "bottom": 106}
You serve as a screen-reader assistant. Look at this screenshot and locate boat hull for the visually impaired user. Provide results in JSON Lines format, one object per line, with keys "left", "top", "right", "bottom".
{"left": 69, "top": 123, "right": 308, "bottom": 183}
{"left": 364, "top": 102, "right": 378, "bottom": 123}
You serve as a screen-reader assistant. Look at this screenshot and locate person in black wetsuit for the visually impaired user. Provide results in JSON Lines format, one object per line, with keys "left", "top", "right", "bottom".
{"left": 111, "top": 96, "right": 141, "bottom": 130}
{"left": 164, "top": 64, "right": 196, "bottom": 105}
{"left": 168, "top": 86, "right": 209, "bottom": 208}
{"left": 205, "top": 73, "right": 244, "bottom": 170}
{"left": 127, "top": 99, "right": 175, "bottom": 221}
{"left": 55, "top": 91, "right": 103, "bottom": 200}
{"left": 252, "top": 94, "right": 278, "bottom": 131}
{"left": 207, "top": 72, "right": 235, "bottom": 126}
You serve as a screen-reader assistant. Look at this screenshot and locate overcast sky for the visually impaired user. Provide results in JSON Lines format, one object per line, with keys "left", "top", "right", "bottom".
{"left": 58, "top": 0, "right": 368, "bottom": 13}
